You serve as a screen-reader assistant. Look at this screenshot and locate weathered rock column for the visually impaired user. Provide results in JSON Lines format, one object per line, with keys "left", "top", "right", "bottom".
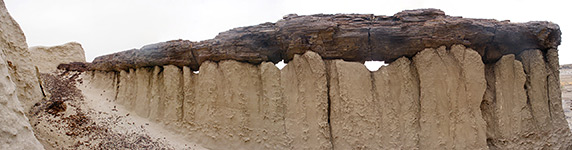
{"left": 281, "top": 51, "right": 332, "bottom": 150}
{"left": 373, "top": 57, "right": 420, "bottom": 150}
{"left": 133, "top": 68, "right": 152, "bottom": 118}
{"left": 413, "top": 45, "right": 487, "bottom": 149}
{"left": 328, "top": 59, "right": 379, "bottom": 149}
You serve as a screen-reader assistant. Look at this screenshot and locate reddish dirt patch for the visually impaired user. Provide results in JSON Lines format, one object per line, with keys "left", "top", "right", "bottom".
{"left": 29, "top": 71, "right": 173, "bottom": 149}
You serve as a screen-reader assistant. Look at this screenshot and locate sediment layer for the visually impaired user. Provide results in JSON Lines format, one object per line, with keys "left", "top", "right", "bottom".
{"left": 83, "top": 45, "right": 572, "bottom": 149}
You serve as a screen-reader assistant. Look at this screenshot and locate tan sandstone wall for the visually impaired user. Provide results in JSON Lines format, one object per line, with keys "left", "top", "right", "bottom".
{"left": 0, "top": 0, "right": 43, "bottom": 110}
{"left": 0, "top": 41, "right": 44, "bottom": 150}
{"left": 0, "top": 0, "right": 44, "bottom": 149}
{"left": 29, "top": 42, "right": 86, "bottom": 73}
{"left": 414, "top": 45, "right": 487, "bottom": 149}
{"left": 85, "top": 45, "right": 572, "bottom": 149}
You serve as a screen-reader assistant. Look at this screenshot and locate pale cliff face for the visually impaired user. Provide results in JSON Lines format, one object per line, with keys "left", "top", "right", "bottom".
{"left": 29, "top": 42, "right": 86, "bottom": 73}
{"left": 0, "top": 0, "right": 45, "bottom": 149}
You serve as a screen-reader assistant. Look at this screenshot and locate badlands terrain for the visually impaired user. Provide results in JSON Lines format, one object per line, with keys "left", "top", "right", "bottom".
{"left": 29, "top": 54, "right": 572, "bottom": 150}
{"left": 2, "top": 0, "right": 572, "bottom": 149}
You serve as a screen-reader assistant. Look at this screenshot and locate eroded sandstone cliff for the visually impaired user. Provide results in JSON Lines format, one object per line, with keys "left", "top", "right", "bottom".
{"left": 39, "top": 8, "right": 572, "bottom": 150}
{"left": 30, "top": 42, "right": 86, "bottom": 73}
{"left": 0, "top": 0, "right": 44, "bottom": 149}
{"left": 80, "top": 45, "right": 572, "bottom": 149}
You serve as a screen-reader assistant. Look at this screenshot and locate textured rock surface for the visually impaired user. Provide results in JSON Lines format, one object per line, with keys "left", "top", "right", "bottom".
{"left": 259, "top": 62, "right": 288, "bottom": 149}
{"left": 30, "top": 42, "right": 86, "bottom": 73}
{"left": 413, "top": 45, "right": 487, "bottom": 149}
{"left": 494, "top": 55, "right": 530, "bottom": 138}
{"left": 477, "top": 50, "right": 572, "bottom": 149}
{"left": 0, "top": 0, "right": 43, "bottom": 111}
{"left": 519, "top": 50, "right": 552, "bottom": 130}
{"left": 281, "top": 52, "right": 331, "bottom": 150}
{"left": 182, "top": 66, "right": 196, "bottom": 124}
{"left": 133, "top": 67, "right": 152, "bottom": 118}
{"left": 546, "top": 49, "right": 568, "bottom": 128}
{"left": 81, "top": 47, "right": 572, "bottom": 149}
{"left": 0, "top": 0, "right": 44, "bottom": 149}
{"left": 162, "top": 65, "right": 183, "bottom": 122}
{"left": 0, "top": 44, "right": 43, "bottom": 150}
{"left": 481, "top": 54, "right": 534, "bottom": 149}
{"left": 81, "top": 9, "right": 561, "bottom": 72}
{"left": 373, "top": 57, "right": 419, "bottom": 149}
{"left": 327, "top": 59, "right": 379, "bottom": 149}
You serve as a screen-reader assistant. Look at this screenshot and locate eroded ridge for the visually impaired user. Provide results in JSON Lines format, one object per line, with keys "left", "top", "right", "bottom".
{"left": 82, "top": 45, "right": 572, "bottom": 149}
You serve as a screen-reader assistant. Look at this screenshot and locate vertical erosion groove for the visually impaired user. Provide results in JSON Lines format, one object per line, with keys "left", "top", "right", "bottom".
{"left": 546, "top": 49, "right": 567, "bottom": 126}
{"left": 518, "top": 50, "right": 551, "bottom": 129}
{"left": 324, "top": 60, "right": 335, "bottom": 150}
{"left": 35, "top": 67, "right": 47, "bottom": 97}
{"left": 410, "top": 58, "right": 422, "bottom": 149}
{"left": 481, "top": 63, "right": 498, "bottom": 148}
{"left": 547, "top": 75, "right": 552, "bottom": 120}
{"left": 113, "top": 71, "right": 121, "bottom": 102}
{"left": 178, "top": 66, "right": 185, "bottom": 121}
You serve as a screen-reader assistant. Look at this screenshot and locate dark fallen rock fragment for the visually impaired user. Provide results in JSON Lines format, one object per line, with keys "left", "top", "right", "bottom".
{"left": 46, "top": 100, "right": 66, "bottom": 114}
{"left": 57, "top": 62, "right": 89, "bottom": 72}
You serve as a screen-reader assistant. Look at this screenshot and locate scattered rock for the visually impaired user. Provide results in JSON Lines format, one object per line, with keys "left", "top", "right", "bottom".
{"left": 30, "top": 70, "right": 174, "bottom": 149}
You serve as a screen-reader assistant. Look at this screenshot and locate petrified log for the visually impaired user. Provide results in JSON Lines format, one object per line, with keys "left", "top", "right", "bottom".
{"left": 84, "top": 8, "right": 560, "bottom": 71}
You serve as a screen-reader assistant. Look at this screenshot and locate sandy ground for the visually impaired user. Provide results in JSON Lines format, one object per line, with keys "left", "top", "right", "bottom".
{"left": 78, "top": 72, "right": 207, "bottom": 150}
{"left": 560, "top": 68, "right": 572, "bottom": 130}
{"left": 30, "top": 70, "right": 207, "bottom": 149}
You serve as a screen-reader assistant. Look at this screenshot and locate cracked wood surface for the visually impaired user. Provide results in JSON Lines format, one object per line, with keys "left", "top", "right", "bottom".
{"left": 72, "top": 9, "right": 560, "bottom": 71}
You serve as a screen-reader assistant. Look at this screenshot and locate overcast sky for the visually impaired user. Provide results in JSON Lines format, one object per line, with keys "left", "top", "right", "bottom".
{"left": 4, "top": 0, "right": 571, "bottom": 66}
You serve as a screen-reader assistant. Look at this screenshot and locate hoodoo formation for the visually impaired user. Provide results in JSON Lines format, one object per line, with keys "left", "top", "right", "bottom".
{"left": 0, "top": 1, "right": 571, "bottom": 149}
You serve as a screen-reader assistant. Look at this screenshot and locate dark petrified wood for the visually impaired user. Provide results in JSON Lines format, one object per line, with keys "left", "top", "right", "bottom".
{"left": 74, "top": 9, "right": 560, "bottom": 71}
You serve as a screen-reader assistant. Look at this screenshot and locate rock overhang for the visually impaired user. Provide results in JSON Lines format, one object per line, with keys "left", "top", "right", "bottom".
{"left": 64, "top": 8, "right": 560, "bottom": 72}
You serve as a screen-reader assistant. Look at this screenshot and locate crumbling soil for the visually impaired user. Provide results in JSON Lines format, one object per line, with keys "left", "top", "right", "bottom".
{"left": 29, "top": 70, "right": 174, "bottom": 149}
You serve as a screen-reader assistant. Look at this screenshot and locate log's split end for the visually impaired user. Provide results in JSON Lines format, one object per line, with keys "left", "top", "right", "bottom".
{"left": 66, "top": 9, "right": 560, "bottom": 72}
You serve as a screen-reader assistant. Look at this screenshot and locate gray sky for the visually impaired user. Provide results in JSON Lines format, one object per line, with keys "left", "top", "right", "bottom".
{"left": 4, "top": 0, "right": 572, "bottom": 66}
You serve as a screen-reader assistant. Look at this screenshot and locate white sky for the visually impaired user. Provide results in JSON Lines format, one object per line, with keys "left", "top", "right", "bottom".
{"left": 4, "top": 0, "right": 572, "bottom": 66}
